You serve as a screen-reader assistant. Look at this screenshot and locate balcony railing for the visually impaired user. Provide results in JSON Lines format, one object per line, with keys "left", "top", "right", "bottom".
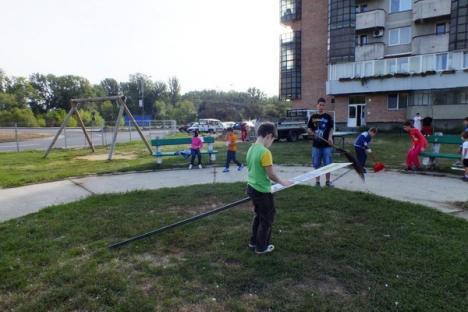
{"left": 280, "top": 0, "right": 301, "bottom": 23}
{"left": 329, "top": 51, "right": 467, "bottom": 81}
{"left": 355, "top": 43, "right": 385, "bottom": 62}
{"left": 356, "top": 9, "right": 386, "bottom": 31}
{"left": 412, "top": 33, "right": 449, "bottom": 54}
{"left": 413, "top": 0, "right": 451, "bottom": 22}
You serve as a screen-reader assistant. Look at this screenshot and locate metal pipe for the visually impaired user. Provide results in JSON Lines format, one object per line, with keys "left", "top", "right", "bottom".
{"left": 109, "top": 197, "right": 251, "bottom": 249}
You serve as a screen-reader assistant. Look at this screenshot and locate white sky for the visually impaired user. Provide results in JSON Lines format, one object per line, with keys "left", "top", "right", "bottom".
{"left": 0, "top": 0, "right": 281, "bottom": 96}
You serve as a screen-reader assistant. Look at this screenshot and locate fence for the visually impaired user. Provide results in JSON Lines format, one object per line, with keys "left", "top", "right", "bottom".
{"left": 0, "top": 120, "right": 177, "bottom": 153}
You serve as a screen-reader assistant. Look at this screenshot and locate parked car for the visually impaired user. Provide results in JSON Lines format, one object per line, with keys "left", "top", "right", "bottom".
{"left": 188, "top": 119, "right": 224, "bottom": 133}
{"left": 178, "top": 122, "right": 195, "bottom": 133}
{"left": 222, "top": 121, "right": 235, "bottom": 129}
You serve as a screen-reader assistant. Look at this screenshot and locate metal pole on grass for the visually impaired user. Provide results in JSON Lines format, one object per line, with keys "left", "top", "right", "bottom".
{"left": 14, "top": 123, "right": 19, "bottom": 152}
{"left": 109, "top": 197, "right": 251, "bottom": 249}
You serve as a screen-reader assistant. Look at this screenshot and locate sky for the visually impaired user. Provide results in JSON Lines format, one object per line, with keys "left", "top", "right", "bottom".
{"left": 0, "top": 0, "right": 282, "bottom": 96}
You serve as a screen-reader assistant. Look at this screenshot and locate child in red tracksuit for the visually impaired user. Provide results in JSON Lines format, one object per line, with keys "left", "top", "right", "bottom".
{"left": 403, "top": 121, "right": 428, "bottom": 171}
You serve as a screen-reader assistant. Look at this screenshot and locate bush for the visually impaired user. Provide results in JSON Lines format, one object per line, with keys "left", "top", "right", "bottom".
{"left": 45, "top": 109, "right": 77, "bottom": 127}
{"left": 0, "top": 108, "right": 40, "bottom": 127}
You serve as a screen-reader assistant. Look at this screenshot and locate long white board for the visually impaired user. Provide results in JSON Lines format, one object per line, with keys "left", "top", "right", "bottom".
{"left": 271, "top": 162, "right": 351, "bottom": 193}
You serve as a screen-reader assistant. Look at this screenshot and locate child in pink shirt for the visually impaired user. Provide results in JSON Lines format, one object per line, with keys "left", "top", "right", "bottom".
{"left": 189, "top": 130, "right": 203, "bottom": 169}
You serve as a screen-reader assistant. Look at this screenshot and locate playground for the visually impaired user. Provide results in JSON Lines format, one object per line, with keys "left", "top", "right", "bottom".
{"left": 0, "top": 114, "right": 467, "bottom": 311}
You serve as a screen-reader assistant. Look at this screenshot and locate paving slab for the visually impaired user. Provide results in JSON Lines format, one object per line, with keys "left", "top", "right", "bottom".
{"left": 0, "top": 166, "right": 466, "bottom": 222}
{"left": 0, "top": 180, "right": 89, "bottom": 221}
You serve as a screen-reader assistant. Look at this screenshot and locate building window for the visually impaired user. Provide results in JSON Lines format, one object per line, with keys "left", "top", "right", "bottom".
{"left": 280, "top": 0, "right": 301, "bottom": 22}
{"left": 388, "top": 27, "right": 411, "bottom": 46}
{"left": 435, "top": 23, "right": 446, "bottom": 35}
{"left": 359, "top": 35, "right": 368, "bottom": 46}
{"left": 436, "top": 53, "right": 448, "bottom": 71}
{"left": 328, "top": 0, "right": 356, "bottom": 63}
{"left": 449, "top": 0, "right": 468, "bottom": 50}
{"left": 390, "top": 0, "right": 411, "bottom": 13}
{"left": 280, "top": 31, "right": 301, "bottom": 100}
{"left": 412, "top": 91, "right": 432, "bottom": 106}
{"left": 388, "top": 93, "right": 408, "bottom": 110}
{"left": 464, "top": 52, "right": 468, "bottom": 69}
{"left": 386, "top": 59, "right": 397, "bottom": 73}
{"left": 397, "top": 58, "right": 409, "bottom": 73}
{"left": 356, "top": 4, "right": 368, "bottom": 13}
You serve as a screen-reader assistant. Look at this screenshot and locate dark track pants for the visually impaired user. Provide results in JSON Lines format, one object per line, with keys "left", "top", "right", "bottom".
{"left": 247, "top": 185, "right": 275, "bottom": 251}
{"left": 225, "top": 150, "right": 241, "bottom": 168}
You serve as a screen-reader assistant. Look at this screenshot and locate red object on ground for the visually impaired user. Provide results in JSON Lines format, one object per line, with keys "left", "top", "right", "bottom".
{"left": 373, "top": 162, "right": 385, "bottom": 173}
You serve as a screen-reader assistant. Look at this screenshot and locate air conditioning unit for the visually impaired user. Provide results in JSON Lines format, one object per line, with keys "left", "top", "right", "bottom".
{"left": 373, "top": 29, "right": 384, "bottom": 38}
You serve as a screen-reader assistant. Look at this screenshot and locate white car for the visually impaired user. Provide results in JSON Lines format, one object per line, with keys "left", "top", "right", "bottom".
{"left": 188, "top": 119, "right": 224, "bottom": 133}
{"left": 222, "top": 121, "right": 235, "bottom": 129}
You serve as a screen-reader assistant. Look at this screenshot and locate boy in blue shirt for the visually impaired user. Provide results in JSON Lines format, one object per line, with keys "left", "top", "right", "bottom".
{"left": 354, "top": 128, "right": 378, "bottom": 171}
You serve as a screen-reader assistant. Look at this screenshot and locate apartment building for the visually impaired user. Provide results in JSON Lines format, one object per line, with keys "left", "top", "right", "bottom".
{"left": 280, "top": 0, "right": 468, "bottom": 130}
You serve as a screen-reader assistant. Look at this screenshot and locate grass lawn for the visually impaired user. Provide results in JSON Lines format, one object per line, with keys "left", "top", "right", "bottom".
{"left": 0, "top": 133, "right": 461, "bottom": 188}
{"left": 0, "top": 183, "right": 466, "bottom": 311}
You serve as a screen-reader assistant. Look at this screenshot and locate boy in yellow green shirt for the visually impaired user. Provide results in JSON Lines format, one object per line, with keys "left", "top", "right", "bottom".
{"left": 246, "top": 122, "right": 292, "bottom": 254}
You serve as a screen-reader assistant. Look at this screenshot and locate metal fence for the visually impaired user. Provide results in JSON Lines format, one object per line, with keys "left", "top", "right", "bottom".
{"left": 0, "top": 120, "right": 177, "bottom": 153}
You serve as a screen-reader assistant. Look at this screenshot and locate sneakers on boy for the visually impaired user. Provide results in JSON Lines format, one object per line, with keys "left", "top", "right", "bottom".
{"left": 198, "top": 164, "right": 202, "bottom": 169}
{"left": 255, "top": 245, "right": 275, "bottom": 255}
{"left": 188, "top": 164, "right": 193, "bottom": 170}
{"left": 223, "top": 168, "right": 230, "bottom": 173}
{"left": 248, "top": 242, "right": 256, "bottom": 250}
{"left": 237, "top": 164, "right": 244, "bottom": 171}
{"left": 325, "top": 181, "right": 334, "bottom": 188}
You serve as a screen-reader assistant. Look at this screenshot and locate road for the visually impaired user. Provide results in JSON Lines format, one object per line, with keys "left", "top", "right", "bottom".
{"left": 0, "top": 127, "right": 174, "bottom": 152}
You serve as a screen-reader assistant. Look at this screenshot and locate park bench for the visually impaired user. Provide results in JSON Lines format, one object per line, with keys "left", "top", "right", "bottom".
{"left": 151, "top": 136, "right": 218, "bottom": 164}
{"left": 420, "top": 135, "right": 462, "bottom": 168}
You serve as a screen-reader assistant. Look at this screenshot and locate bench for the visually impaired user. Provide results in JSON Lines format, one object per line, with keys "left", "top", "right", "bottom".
{"left": 420, "top": 135, "right": 461, "bottom": 168}
{"left": 151, "top": 136, "right": 218, "bottom": 164}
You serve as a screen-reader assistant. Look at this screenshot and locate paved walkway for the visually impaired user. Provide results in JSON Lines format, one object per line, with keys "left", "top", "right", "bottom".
{"left": 1, "top": 166, "right": 467, "bottom": 222}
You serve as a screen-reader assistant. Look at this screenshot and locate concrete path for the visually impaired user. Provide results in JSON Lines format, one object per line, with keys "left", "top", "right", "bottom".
{"left": 0, "top": 166, "right": 467, "bottom": 222}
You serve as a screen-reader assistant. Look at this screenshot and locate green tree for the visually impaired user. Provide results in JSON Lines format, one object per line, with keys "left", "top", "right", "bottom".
{"left": 168, "top": 76, "right": 181, "bottom": 106}
{"left": 0, "top": 108, "right": 39, "bottom": 127}
{"left": 100, "top": 78, "right": 120, "bottom": 96}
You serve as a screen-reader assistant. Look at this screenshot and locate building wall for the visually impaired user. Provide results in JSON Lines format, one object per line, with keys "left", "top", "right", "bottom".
{"left": 292, "top": 0, "right": 329, "bottom": 109}
{"left": 333, "top": 94, "right": 407, "bottom": 124}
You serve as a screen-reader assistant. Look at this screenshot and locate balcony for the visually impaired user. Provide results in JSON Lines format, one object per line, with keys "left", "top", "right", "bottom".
{"left": 413, "top": 0, "right": 451, "bottom": 22}
{"left": 356, "top": 9, "right": 385, "bottom": 31}
{"left": 327, "top": 51, "right": 468, "bottom": 95}
{"left": 280, "top": 0, "right": 301, "bottom": 23}
{"left": 355, "top": 43, "right": 385, "bottom": 62}
{"left": 412, "top": 33, "right": 449, "bottom": 54}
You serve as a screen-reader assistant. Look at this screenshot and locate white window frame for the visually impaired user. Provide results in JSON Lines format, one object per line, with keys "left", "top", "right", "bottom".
{"left": 463, "top": 52, "right": 468, "bottom": 69}
{"left": 390, "top": 0, "right": 412, "bottom": 13}
{"left": 387, "top": 93, "right": 408, "bottom": 111}
{"left": 388, "top": 27, "right": 411, "bottom": 46}
{"left": 435, "top": 53, "right": 448, "bottom": 71}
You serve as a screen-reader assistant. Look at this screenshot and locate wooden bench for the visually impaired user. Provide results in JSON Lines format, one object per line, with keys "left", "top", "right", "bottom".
{"left": 420, "top": 135, "right": 461, "bottom": 168}
{"left": 151, "top": 136, "right": 218, "bottom": 164}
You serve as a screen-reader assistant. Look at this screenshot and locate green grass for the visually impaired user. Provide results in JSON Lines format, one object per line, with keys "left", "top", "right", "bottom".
{"left": 0, "top": 133, "right": 461, "bottom": 188}
{"left": 0, "top": 184, "right": 466, "bottom": 311}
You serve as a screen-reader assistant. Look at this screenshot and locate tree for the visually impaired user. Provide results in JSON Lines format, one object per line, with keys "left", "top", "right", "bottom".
{"left": 168, "top": 76, "right": 181, "bottom": 106}
{"left": 100, "top": 78, "right": 120, "bottom": 96}
{"left": 29, "top": 73, "right": 54, "bottom": 114}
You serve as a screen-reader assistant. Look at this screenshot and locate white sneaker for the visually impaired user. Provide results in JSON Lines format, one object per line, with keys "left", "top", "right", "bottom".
{"left": 255, "top": 244, "right": 275, "bottom": 255}
{"left": 188, "top": 164, "right": 193, "bottom": 170}
{"left": 198, "top": 164, "right": 202, "bottom": 169}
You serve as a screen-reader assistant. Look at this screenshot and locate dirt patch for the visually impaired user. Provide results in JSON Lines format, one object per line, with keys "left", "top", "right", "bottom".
{"left": 134, "top": 251, "right": 186, "bottom": 269}
{"left": 0, "top": 132, "right": 50, "bottom": 143}
{"left": 302, "top": 222, "right": 322, "bottom": 229}
{"left": 75, "top": 152, "right": 138, "bottom": 161}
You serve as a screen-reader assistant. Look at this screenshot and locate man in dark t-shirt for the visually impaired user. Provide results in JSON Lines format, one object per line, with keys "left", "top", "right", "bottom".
{"left": 307, "top": 97, "right": 334, "bottom": 187}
